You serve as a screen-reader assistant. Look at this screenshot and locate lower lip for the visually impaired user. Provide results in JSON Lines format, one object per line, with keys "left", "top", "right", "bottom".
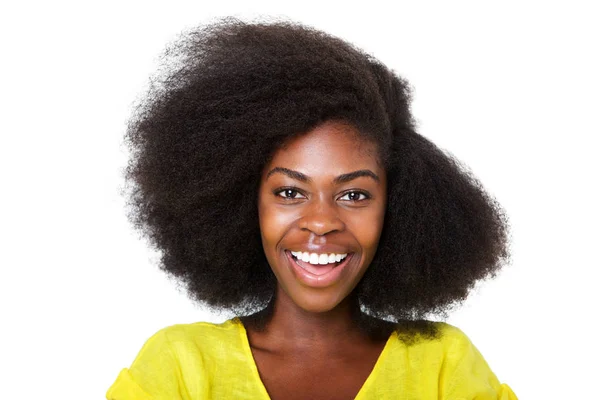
{"left": 285, "top": 250, "right": 354, "bottom": 288}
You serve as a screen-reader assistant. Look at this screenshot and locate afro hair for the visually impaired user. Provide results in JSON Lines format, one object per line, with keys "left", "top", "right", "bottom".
{"left": 121, "top": 17, "right": 510, "bottom": 341}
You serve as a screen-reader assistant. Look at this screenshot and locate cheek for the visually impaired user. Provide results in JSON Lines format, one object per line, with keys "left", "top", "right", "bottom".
{"left": 259, "top": 212, "right": 280, "bottom": 249}
{"left": 358, "top": 224, "right": 384, "bottom": 253}
{"left": 258, "top": 198, "right": 289, "bottom": 253}
{"left": 347, "top": 208, "right": 386, "bottom": 248}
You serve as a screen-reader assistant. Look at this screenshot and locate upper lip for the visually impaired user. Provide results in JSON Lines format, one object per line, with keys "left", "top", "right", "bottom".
{"left": 285, "top": 246, "right": 353, "bottom": 254}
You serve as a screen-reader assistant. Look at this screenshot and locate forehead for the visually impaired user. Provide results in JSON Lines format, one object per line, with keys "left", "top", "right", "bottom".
{"left": 263, "top": 121, "right": 383, "bottom": 178}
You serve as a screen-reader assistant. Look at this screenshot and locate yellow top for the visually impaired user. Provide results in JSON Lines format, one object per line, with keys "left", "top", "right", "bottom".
{"left": 106, "top": 318, "right": 518, "bottom": 399}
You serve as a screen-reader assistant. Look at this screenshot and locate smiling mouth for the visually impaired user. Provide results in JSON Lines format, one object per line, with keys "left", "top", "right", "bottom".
{"left": 286, "top": 250, "right": 352, "bottom": 276}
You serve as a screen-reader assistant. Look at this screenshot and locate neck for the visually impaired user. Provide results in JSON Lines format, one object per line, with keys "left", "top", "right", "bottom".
{"left": 248, "top": 286, "right": 367, "bottom": 351}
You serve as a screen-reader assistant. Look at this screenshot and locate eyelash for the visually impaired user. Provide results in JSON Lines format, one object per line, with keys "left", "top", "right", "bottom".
{"left": 273, "top": 187, "right": 371, "bottom": 202}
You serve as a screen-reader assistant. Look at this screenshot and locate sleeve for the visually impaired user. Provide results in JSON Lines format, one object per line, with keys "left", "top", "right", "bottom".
{"left": 106, "top": 328, "right": 186, "bottom": 400}
{"left": 441, "top": 327, "right": 519, "bottom": 400}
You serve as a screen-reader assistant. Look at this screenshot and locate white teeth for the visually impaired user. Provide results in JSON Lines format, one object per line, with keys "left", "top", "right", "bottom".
{"left": 310, "top": 253, "right": 319, "bottom": 264}
{"left": 290, "top": 251, "right": 348, "bottom": 265}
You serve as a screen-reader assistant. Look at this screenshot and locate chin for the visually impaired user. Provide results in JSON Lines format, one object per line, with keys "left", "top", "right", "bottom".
{"left": 288, "top": 290, "right": 348, "bottom": 314}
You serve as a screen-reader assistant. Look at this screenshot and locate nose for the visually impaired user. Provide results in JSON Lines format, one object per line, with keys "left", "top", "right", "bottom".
{"left": 298, "top": 197, "right": 346, "bottom": 236}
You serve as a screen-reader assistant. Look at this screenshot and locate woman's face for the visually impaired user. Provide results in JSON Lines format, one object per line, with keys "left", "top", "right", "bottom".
{"left": 258, "top": 120, "right": 387, "bottom": 313}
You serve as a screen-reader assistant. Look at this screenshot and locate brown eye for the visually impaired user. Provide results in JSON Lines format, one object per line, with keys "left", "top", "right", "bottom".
{"left": 275, "top": 188, "right": 305, "bottom": 200}
{"left": 339, "top": 191, "right": 369, "bottom": 202}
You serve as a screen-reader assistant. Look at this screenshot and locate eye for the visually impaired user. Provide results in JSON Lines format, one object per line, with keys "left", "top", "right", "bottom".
{"left": 275, "top": 188, "right": 306, "bottom": 200}
{"left": 338, "top": 191, "right": 370, "bottom": 202}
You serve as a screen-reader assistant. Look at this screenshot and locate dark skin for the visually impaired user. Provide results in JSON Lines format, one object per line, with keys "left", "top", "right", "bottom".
{"left": 242, "top": 292, "right": 397, "bottom": 400}
{"left": 241, "top": 121, "right": 396, "bottom": 400}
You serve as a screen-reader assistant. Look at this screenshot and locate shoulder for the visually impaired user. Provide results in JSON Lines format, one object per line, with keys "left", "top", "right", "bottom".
{"left": 435, "top": 321, "right": 476, "bottom": 349}
{"left": 371, "top": 321, "right": 518, "bottom": 399}
{"left": 120, "top": 318, "right": 242, "bottom": 370}
{"left": 387, "top": 320, "right": 472, "bottom": 350}
{"left": 424, "top": 322, "right": 518, "bottom": 398}
{"left": 399, "top": 320, "right": 484, "bottom": 363}
{"left": 127, "top": 317, "right": 241, "bottom": 356}
{"left": 106, "top": 318, "right": 245, "bottom": 399}
{"left": 430, "top": 321, "right": 495, "bottom": 370}
{"left": 385, "top": 320, "right": 489, "bottom": 376}
{"left": 156, "top": 317, "right": 242, "bottom": 345}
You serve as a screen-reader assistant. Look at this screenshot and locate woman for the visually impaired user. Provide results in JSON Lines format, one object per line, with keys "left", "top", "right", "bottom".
{"left": 107, "top": 17, "right": 517, "bottom": 399}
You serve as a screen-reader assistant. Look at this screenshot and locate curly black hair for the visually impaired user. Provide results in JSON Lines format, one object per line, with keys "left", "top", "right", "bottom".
{"left": 121, "top": 17, "right": 510, "bottom": 341}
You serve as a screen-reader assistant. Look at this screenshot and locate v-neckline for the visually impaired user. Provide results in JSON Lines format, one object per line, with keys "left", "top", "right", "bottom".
{"left": 233, "top": 317, "right": 395, "bottom": 400}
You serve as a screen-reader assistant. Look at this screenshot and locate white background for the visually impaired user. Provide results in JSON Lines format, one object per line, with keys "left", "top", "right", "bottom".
{"left": 1, "top": 1, "right": 598, "bottom": 398}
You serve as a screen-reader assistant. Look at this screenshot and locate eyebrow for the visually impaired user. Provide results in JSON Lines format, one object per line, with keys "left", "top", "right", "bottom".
{"left": 265, "top": 167, "right": 380, "bottom": 184}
